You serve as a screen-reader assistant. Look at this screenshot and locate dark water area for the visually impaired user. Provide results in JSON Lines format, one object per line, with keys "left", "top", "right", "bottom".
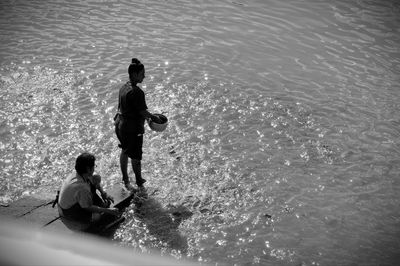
{"left": 1, "top": 0, "right": 400, "bottom": 265}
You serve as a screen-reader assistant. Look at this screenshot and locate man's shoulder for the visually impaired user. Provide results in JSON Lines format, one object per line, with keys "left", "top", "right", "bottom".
{"left": 66, "top": 175, "right": 89, "bottom": 188}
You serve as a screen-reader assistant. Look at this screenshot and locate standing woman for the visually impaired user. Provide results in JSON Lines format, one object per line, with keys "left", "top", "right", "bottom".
{"left": 115, "top": 58, "right": 162, "bottom": 191}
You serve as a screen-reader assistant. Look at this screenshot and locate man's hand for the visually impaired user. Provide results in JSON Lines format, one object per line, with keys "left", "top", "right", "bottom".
{"left": 106, "top": 207, "right": 121, "bottom": 217}
{"left": 102, "top": 192, "right": 114, "bottom": 204}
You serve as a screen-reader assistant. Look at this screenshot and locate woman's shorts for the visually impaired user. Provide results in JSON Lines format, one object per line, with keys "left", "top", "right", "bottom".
{"left": 115, "top": 122, "right": 143, "bottom": 160}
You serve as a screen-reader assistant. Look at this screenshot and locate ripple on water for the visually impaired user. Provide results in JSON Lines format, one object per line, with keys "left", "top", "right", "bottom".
{"left": 1, "top": 0, "right": 400, "bottom": 264}
{"left": 0, "top": 64, "right": 120, "bottom": 201}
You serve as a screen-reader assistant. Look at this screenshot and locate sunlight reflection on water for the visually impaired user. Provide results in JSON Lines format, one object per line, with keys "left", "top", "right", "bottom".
{"left": 1, "top": 0, "right": 400, "bottom": 265}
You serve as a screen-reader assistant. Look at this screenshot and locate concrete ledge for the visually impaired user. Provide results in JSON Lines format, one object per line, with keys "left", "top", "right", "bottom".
{"left": 0, "top": 217, "right": 198, "bottom": 266}
{"left": 0, "top": 184, "right": 200, "bottom": 265}
{"left": 0, "top": 196, "right": 52, "bottom": 218}
{"left": 0, "top": 184, "right": 135, "bottom": 236}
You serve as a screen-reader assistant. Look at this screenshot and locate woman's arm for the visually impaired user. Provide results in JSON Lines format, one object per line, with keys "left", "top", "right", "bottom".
{"left": 140, "top": 109, "right": 162, "bottom": 123}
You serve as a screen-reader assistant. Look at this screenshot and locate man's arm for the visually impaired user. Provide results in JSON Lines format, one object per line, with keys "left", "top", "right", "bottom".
{"left": 91, "top": 174, "right": 114, "bottom": 204}
{"left": 83, "top": 205, "right": 120, "bottom": 216}
{"left": 77, "top": 189, "right": 119, "bottom": 216}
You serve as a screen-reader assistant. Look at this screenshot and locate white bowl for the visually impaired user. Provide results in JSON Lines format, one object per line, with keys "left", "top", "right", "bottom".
{"left": 148, "top": 113, "right": 168, "bottom": 132}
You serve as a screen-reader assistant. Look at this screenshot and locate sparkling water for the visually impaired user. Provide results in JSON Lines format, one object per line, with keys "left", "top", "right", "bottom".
{"left": 0, "top": 0, "right": 399, "bottom": 265}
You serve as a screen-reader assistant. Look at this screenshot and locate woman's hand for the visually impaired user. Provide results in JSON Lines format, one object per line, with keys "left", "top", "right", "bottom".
{"left": 151, "top": 114, "right": 163, "bottom": 124}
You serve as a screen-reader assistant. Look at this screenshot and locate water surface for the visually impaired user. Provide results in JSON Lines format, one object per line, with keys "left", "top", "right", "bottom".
{"left": 0, "top": 0, "right": 400, "bottom": 265}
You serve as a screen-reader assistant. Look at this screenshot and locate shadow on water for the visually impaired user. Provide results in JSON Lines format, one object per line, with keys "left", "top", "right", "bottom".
{"left": 131, "top": 189, "right": 192, "bottom": 253}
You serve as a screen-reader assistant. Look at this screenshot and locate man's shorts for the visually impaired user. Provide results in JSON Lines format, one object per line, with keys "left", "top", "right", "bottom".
{"left": 115, "top": 121, "right": 143, "bottom": 160}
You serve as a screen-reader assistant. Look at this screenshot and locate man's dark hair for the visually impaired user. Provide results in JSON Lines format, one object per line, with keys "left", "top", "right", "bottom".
{"left": 75, "top": 152, "right": 95, "bottom": 175}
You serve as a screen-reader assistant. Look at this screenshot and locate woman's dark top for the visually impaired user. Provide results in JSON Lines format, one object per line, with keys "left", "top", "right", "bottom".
{"left": 118, "top": 81, "right": 148, "bottom": 134}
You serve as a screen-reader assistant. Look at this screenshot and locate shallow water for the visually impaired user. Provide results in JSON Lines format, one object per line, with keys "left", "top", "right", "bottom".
{"left": 1, "top": 0, "right": 400, "bottom": 265}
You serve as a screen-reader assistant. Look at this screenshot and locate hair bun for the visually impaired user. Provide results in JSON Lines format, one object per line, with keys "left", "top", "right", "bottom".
{"left": 131, "top": 58, "right": 141, "bottom": 65}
